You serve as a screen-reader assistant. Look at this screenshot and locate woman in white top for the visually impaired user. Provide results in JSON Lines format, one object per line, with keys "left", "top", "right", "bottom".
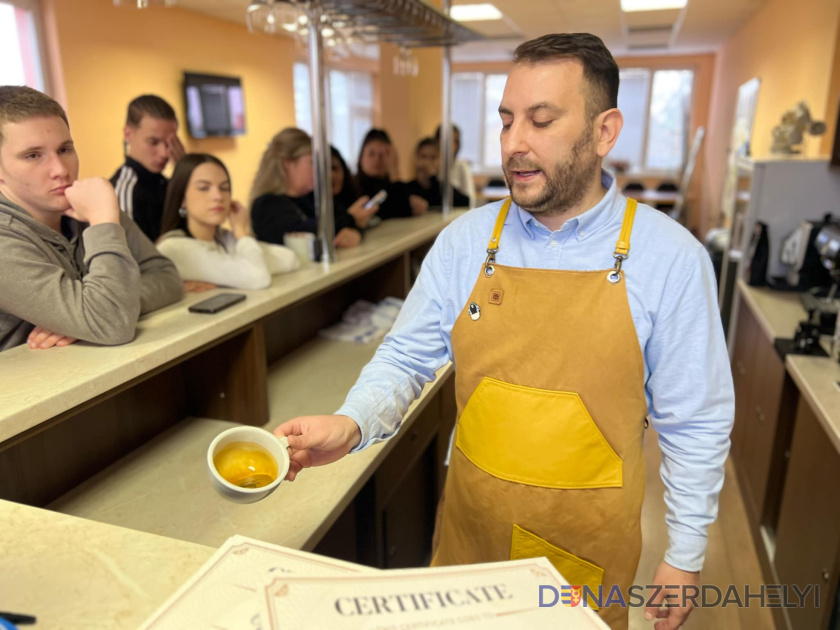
{"left": 157, "top": 154, "right": 299, "bottom": 291}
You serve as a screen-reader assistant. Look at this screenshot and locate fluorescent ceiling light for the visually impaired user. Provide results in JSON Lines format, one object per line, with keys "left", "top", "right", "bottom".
{"left": 620, "top": 0, "right": 687, "bottom": 11}
{"left": 451, "top": 3, "right": 503, "bottom": 21}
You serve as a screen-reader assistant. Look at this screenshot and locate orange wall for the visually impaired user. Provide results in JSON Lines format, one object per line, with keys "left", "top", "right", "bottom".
{"left": 820, "top": 14, "right": 840, "bottom": 155}
{"left": 44, "top": 0, "right": 296, "bottom": 199}
{"left": 704, "top": 0, "right": 840, "bottom": 234}
{"left": 376, "top": 44, "right": 444, "bottom": 181}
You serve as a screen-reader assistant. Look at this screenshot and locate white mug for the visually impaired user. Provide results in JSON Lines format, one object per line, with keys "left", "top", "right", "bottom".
{"left": 283, "top": 232, "right": 316, "bottom": 264}
{"left": 207, "top": 426, "right": 291, "bottom": 504}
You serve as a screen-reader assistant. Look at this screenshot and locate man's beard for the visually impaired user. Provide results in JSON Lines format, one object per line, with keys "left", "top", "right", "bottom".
{"left": 503, "top": 129, "right": 598, "bottom": 216}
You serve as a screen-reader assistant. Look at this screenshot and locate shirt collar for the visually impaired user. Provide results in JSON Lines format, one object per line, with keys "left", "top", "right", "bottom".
{"left": 513, "top": 169, "right": 620, "bottom": 240}
{"left": 125, "top": 155, "right": 168, "bottom": 184}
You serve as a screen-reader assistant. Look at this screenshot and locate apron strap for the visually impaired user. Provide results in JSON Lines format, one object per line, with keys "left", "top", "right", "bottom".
{"left": 608, "top": 198, "right": 638, "bottom": 283}
{"left": 484, "top": 198, "right": 512, "bottom": 277}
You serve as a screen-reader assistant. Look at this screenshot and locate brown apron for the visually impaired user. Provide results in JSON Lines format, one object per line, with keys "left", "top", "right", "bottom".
{"left": 431, "top": 198, "right": 647, "bottom": 629}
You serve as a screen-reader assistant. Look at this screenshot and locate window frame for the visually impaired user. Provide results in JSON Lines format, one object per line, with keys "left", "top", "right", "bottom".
{"left": 1, "top": 0, "right": 53, "bottom": 94}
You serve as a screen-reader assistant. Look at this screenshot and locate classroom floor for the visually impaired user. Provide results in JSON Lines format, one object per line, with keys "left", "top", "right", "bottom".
{"left": 629, "top": 428, "right": 776, "bottom": 630}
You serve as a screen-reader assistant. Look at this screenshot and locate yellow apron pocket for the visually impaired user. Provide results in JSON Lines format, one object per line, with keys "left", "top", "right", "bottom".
{"left": 455, "top": 376, "right": 622, "bottom": 489}
{"left": 510, "top": 524, "right": 603, "bottom": 610}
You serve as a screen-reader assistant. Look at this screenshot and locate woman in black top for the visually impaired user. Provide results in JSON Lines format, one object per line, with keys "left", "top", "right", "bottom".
{"left": 356, "top": 129, "right": 428, "bottom": 220}
{"left": 249, "top": 128, "right": 367, "bottom": 248}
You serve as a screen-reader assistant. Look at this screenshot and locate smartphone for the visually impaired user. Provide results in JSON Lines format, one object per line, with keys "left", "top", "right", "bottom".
{"left": 364, "top": 189, "right": 388, "bottom": 209}
{"left": 188, "top": 293, "right": 247, "bottom": 314}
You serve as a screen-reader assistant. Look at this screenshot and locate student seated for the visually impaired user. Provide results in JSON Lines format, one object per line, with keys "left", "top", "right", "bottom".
{"left": 356, "top": 129, "right": 429, "bottom": 220}
{"left": 406, "top": 138, "right": 470, "bottom": 208}
{"left": 156, "top": 154, "right": 299, "bottom": 291}
{"left": 331, "top": 146, "right": 378, "bottom": 229}
{"left": 0, "top": 86, "right": 183, "bottom": 352}
{"left": 110, "top": 95, "right": 185, "bottom": 242}
{"left": 250, "top": 128, "right": 365, "bottom": 248}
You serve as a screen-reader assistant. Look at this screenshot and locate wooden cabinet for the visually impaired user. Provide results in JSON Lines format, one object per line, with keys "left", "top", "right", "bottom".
{"left": 730, "top": 300, "right": 793, "bottom": 528}
{"left": 774, "top": 397, "right": 840, "bottom": 630}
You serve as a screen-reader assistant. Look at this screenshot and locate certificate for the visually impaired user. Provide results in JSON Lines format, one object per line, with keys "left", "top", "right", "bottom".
{"left": 141, "top": 535, "right": 375, "bottom": 630}
{"left": 260, "top": 557, "right": 609, "bottom": 629}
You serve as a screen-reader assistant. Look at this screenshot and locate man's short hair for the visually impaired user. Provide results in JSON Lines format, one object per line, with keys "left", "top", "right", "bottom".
{"left": 0, "top": 86, "right": 69, "bottom": 146}
{"left": 125, "top": 94, "right": 177, "bottom": 128}
{"left": 513, "top": 33, "right": 619, "bottom": 120}
{"left": 416, "top": 137, "right": 438, "bottom": 154}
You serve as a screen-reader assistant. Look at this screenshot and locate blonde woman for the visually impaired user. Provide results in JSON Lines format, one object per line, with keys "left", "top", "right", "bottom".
{"left": 157, "top": 154, "right": 299, "bottom": 291}
{"left": 250, "top": 128, "right": 373, "bottom": 249}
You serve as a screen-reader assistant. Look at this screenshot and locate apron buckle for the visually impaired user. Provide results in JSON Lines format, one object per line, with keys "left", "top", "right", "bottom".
{"left": 607, "top": 253, "right": 626, "bottom": 284}
{"left": 484, "top": 248, "right": 498, "bottom": 277}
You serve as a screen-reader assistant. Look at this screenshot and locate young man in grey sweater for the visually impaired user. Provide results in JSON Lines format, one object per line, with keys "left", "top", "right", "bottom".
{"left": 0, "top": 86, "right": 183, "bottom": 352}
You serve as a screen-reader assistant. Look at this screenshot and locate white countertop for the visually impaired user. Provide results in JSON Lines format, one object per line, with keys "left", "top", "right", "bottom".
{"left": 0, "top": 212, "right": 464, "bottom": 445}
{"left": 0, "top": 499, "right": 214, "bottom": 629}
{"left": 736, "top": 278, "right": 807, "bottom": 342}
{"left": 50, "top": 335, "right": 454, "bottom": 551}
{"left": 785, "top": 355, "right": 840, "bottom": 454}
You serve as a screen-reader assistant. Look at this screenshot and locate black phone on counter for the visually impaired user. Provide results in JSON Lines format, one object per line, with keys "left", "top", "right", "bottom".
{"left": 188, "top": 293, "right": 246, "bottom": 314}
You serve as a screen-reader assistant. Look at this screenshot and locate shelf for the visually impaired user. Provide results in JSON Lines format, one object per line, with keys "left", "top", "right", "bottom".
{"left": 320, "top": 0, "right": 483, "bottom": 47}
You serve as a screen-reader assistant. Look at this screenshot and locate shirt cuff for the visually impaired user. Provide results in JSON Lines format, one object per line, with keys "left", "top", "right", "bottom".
{"left": 335, "top": 404, "right": 370, "bottom": 453}
{"left": 664, "top": 529, "right": 708, "bottom": 572}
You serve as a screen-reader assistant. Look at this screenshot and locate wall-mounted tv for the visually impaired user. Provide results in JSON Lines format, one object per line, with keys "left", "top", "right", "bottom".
{"left": 183, "top": 72, "right": 246, "bottom": 139}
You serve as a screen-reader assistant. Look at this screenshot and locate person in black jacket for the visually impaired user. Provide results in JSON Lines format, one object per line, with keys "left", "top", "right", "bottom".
{"left": 406, "top": 137, "right": 470, "bottom": 209}
{"left": 356, "top": 129, "right": 428, "bottom": 220}
{"left": 250, "top": 128, "right": 370, "bottom": 249}
{"left": 109, "top": 95, "right": 185, "bottom": 242}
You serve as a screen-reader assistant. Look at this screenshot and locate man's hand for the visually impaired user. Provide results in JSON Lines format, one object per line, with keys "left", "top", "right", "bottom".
{"left": 273, "top": 415, "right": 361, "bottom": 481}
{"left": 64, "top": 178, "right": 121, "bottom": 226}
{"left": 167, "top": 133, "right": 186, "bottom": 164}
{"left": 644, "top": 561, "right": 700, "bottom": 629}
{"left": 27, "top": 326, "right": 77, "bottom": 350}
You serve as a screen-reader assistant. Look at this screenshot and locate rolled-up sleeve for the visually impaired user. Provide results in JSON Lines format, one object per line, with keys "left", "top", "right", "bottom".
{"left": 646, "top": 242, "right": 735, "bottom": 572}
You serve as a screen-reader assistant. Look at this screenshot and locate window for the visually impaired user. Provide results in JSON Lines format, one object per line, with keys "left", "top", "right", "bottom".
{"left": 452, "top": 67, "right": 694, "bottom": 175}
{"left": 0, "top": 0, "right": 48, "bottom": 90}
{"left": 293, "top": 63, "right": 374, "bottom": 171}
{"left": 451, "top": 72, "right": 506, "bottom": 173}
{"left": 610, "top": 68, "right": 694, "bottom": 172}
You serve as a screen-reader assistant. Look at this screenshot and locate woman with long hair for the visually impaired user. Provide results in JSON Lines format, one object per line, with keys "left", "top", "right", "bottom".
{"left": 250, "top": 128, "right": 370, "bottom": 248}
{"left": 356, "top": 128, "right": 428, "bottom": 220}
{"left": 331, "top": 146, "right": 378, "bottom": 228}
{"left": 157, "top": 153, "right": 299, "bottom": 291}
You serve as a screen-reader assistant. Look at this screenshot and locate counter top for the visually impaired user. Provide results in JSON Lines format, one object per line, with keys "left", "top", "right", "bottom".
{"left": 0, "top": 211, "right": 465, "bottom": 445}
{"left": 736, "top": 278, "right": 807, "bottom": 342}
{"left": 785, "top": 354, "right": 840, "bottom": 454}
{"left": 0, "top": 499, "right": 213, "bottom": 629}
{"left": 50, "top": 335, "right": 454, "bottom": 551}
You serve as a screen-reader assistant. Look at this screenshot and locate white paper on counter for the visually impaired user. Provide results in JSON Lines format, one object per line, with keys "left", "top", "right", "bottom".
{"left": 259, "top": 557, "right": 610, "bottom": 630}
{"left": 141, "top": 534, "right": 376, "bottom": 630}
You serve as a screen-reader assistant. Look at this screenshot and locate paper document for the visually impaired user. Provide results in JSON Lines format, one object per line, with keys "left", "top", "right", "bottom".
{"left": 259, "top": 557, "right": 609, "bottom": 629}
{"left": 141, "top": 535, "right": 376, "bottom": 630}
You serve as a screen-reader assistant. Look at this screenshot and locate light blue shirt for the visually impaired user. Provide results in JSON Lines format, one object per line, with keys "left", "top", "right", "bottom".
{"left": 337, "top": 171, "right": 734, "bottom": 573}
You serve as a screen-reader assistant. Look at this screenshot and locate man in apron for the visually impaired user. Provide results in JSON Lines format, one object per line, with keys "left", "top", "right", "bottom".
{"left": 276, "top": 33, "right": 734, "bottom": 630}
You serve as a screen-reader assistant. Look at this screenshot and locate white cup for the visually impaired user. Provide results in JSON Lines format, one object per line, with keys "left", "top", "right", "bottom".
{"left": 283, "top": 232, "right": 316, "bottom": 264}
{"left": 207, "top": 426, "right": 291, "bottom": 504}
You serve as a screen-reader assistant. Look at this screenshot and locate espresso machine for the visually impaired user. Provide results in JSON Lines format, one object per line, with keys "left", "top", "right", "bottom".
{"left": 792, "top": 225, "right": 840, "bottom": 354}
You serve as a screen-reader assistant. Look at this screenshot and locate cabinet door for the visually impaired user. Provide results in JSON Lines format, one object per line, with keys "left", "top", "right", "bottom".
{"left": 743, "top": 329, "right": 784, "bottom": 523}
{"left": 731, "top": 301, "right": 759, "bottom": 464}
{"left": 774, "top": 397, "right": 840, "bottom": 630}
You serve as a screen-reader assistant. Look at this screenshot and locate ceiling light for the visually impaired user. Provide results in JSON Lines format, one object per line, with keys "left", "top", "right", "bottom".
{"left": 450, "top": 3, "right": 503, "bottom": 21}
{"left": 620, "top": 0, "right": 687, "bottom": 11}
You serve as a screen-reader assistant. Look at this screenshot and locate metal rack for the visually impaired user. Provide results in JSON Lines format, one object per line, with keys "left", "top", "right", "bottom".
{"left": 303, "top": 0, "right": 482, "bottom": 263}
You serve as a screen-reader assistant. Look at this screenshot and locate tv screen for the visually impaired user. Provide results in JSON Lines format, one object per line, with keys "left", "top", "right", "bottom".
{"left": 183, "top": 72, "right": 246, "bottom": 139}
